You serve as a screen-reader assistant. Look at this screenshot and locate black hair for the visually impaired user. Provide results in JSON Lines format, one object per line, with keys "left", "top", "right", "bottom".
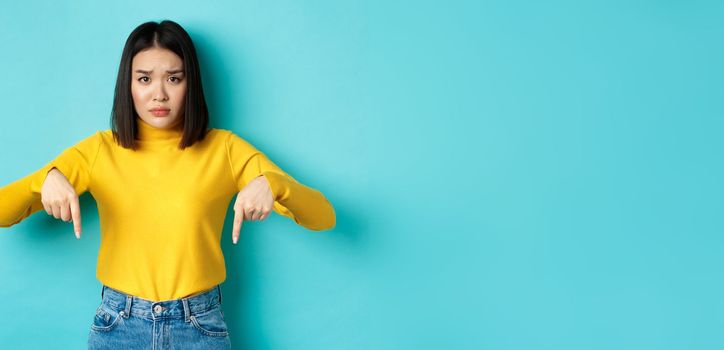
{"left": 111, "top": 20, "right": 209, "bottom": 150}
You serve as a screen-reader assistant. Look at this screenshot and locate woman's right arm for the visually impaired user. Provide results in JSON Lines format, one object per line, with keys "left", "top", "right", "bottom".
{"left": 0, "top": 167, "right": 52, "bottom": 228}
{"left": 0, "top": 131, "right": 102, "bottom": 235}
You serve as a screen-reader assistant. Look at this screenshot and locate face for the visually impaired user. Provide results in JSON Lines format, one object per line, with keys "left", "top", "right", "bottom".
{"left": 131, "top": 47, "right": 187, "bottom": 130}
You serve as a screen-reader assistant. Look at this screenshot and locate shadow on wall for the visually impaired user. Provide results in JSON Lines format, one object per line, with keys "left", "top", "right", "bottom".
{"left": 219, "top": 188, "right": 367, "bottom": 348}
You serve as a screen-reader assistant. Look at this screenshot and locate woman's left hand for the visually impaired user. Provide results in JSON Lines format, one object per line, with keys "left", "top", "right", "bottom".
{"left": 232, "top": 175, "right": 274, "bottom": 244}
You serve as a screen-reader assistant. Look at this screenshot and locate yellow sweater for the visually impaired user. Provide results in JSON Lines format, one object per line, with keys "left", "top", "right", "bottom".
{"left": 0, "top": 117, "right": 335, "bottom": 301}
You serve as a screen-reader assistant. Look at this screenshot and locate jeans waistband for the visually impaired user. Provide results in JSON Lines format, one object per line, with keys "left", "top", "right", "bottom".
{"left": 100, "top": 285, "right": 223, "bottom": 321}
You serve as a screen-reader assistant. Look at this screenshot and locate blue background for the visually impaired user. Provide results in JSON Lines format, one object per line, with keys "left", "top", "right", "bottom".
{"left": 1, "top": 1, "right": 722, "bottom": 349}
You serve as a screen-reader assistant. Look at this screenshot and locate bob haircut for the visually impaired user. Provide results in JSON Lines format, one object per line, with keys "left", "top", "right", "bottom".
{"left": 111, "top": 20, "right": 209, "bottom": 150}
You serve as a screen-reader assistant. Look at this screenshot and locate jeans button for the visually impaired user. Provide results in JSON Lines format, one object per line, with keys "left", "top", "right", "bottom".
{"left": 154, "top": 305, "right": 163, "bottom": 313}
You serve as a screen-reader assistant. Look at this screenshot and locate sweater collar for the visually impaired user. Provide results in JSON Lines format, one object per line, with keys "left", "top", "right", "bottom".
{"left": 136, "top": 117, "right": 183, "bottom": 141}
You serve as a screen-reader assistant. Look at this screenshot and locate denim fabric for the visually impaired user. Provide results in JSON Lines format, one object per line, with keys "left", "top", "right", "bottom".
{"left": 87, "top": 284, "right": 231, "bottom": 350}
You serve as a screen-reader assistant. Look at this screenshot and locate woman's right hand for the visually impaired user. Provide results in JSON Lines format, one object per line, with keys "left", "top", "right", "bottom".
{"left": 40, "top": 167, "right": 82, "bottom": 239}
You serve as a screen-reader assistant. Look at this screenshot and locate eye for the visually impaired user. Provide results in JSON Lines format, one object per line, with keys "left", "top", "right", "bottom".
{"left": 137, "top": 76, "right": 150, "bottom": 83}
{"left": 169, "top": 76, "right": 183, "bottom": 83}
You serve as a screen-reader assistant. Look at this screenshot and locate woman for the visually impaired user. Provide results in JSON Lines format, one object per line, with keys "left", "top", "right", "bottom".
{"left": 0, "top": 20, "right": 336, "bottom": 349}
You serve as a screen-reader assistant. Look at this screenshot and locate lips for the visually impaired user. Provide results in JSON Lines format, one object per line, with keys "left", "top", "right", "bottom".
{"left": 150, "top": 108, "right": 170, "bottom": 117}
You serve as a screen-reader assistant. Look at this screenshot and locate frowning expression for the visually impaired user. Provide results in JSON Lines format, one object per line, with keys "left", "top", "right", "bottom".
{"left": 131, "top": 47, "right": 187, "bottom": 130}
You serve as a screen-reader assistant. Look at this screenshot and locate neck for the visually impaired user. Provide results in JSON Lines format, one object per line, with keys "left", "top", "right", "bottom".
{"left": 136, "top": 117, "right": 183, "bottom": 141}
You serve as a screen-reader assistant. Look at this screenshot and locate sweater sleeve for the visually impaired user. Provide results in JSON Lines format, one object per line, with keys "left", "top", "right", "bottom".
{"left": 225, "top": 131, "right": 336, "bottom": 231}
{"left": 0, "top": 132, "right": 101, "bottom": 228}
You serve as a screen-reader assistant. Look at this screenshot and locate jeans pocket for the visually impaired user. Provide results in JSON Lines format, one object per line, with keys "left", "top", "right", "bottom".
{"left": 189, "top": 306, "right": 229, "bottom": 337}
{"left": 90, "top": 304, "right": 123, "bottom": 333}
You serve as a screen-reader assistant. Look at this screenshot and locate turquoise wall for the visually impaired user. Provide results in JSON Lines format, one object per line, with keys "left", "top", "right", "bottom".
{"left": 1, "top": 1, "right": 722, "bottom": 349}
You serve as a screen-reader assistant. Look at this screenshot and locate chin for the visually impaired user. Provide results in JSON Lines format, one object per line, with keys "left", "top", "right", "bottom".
{"left": 148, "top": 116, "right": 180, "bottom": 128}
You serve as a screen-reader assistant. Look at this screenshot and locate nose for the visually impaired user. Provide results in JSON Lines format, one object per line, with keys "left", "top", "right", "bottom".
{"left": 152, "top": 82, "right": 168, "bottom": 102}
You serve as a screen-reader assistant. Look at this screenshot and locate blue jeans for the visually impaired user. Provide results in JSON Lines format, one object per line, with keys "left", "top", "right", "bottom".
{"left": 87, "top": 284, "right": 232, "bottom": 349}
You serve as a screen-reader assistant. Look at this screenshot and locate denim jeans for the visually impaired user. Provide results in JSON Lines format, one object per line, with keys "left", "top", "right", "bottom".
{"left": 87, "top": 284, "right": 232, "bottom": 350}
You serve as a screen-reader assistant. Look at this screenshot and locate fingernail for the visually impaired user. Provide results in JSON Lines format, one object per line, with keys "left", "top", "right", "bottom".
{"left": 233, "top": 237, "right": 237, "bottom": 244}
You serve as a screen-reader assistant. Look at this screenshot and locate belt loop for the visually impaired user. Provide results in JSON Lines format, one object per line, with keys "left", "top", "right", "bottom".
{"left": 217, "top": 285, "right": 222, "bottom": 305}
{"left": 101, "top": 285, "right": 105, "bottom": 300}
{"left": 124, "top": 295, "right": 132, "bottom": 318}
{"left": 182, "top": 298, "right": 191, "bottom": 323}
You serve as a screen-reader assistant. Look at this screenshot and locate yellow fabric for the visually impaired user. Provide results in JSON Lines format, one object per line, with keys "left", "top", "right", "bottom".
{"left": 0, "top": 117, "right": 335, "bottom": 301}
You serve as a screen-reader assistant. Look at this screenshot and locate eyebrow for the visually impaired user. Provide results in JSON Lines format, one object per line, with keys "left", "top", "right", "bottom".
{"left": 134, "top": 69, "right": 185, "bottom": 74}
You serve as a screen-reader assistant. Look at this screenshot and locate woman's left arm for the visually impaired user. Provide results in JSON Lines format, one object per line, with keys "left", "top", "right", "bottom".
{"left": 226, "top": 131, "right": 336, "bottom": 232}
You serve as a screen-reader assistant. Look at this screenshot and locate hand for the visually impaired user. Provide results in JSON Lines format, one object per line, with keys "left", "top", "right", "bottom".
{"left": 232, "top": 175, "right": 274, "bottom": 244}
{"left": 40, "top": 167, "right": 82, "bottom": 239}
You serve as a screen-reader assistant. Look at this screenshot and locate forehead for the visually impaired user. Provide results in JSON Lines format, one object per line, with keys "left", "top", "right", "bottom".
{"left": 132, "top": 47, "right": 183, "bottom": 70}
